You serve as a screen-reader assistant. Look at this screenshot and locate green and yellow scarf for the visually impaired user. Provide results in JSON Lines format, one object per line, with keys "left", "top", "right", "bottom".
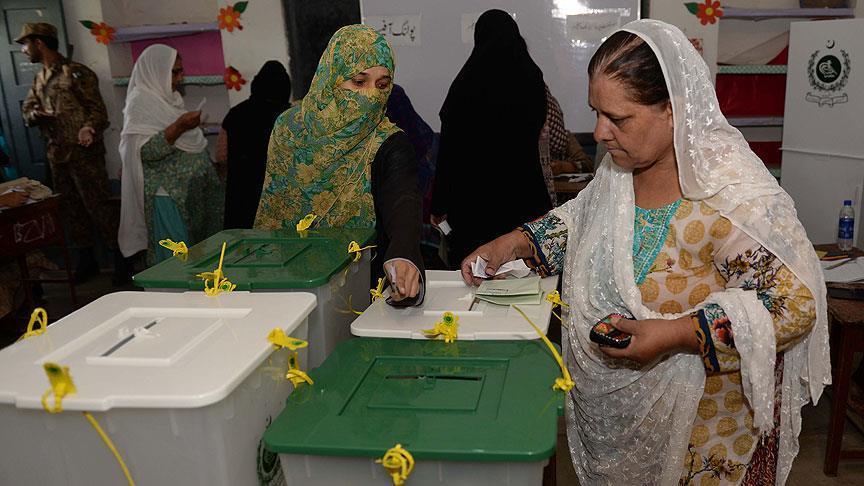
{"left": 254, "top": 24, "right": 399, "bottom": 229}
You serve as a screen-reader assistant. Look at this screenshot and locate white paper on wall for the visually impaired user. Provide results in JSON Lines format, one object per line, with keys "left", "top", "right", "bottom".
{"left": 566, "top": 12, "right": 621, "bottom": 43}
{"left": 366, "top": 15, "right": 421, "bottom": 46}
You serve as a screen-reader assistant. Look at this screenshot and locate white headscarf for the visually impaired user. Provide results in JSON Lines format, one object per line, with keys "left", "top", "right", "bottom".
{"left": 117, "top": 44, "right": 208, "bottom": 257}
{"left": 555, "top": 19, "right": 829, "bottom": 485}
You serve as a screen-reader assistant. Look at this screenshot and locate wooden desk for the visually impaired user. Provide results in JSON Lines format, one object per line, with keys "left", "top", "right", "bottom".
{"left": 815, "top": 244, "right": 864, "bottom": 475}
{"left": 0, "top": 195, "right": 77, "bottom": 309}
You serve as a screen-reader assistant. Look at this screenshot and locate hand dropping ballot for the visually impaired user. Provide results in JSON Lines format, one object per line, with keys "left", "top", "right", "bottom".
{"left": 471, "top": 256, "right": 532, "bottom": 279}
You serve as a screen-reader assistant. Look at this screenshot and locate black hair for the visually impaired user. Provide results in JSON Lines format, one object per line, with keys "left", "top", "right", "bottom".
{"left": 32, "top": 35, "right": 59, "bottom": 52}
{"left": 588, "top": 31, "right": 669, "bottom": 106}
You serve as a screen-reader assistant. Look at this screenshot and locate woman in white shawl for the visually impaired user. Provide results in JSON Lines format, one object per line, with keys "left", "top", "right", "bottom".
{"left": 461, "top": 20, "right": 828, "bottom": 485}
{"left": 118, "top": 44, "right": 223, "bottom": 263}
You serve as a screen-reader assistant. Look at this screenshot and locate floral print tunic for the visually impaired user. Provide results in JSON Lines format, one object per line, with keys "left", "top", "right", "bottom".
{"left": 521, "top": 199, "right": 816, "bottom": 485}
{"left": 141, "top": 131, "right": 223, "bottom": 263}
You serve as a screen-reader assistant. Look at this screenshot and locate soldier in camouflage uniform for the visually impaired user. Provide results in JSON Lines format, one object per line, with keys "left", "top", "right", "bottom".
{"left": 17, "top": 22, "right": 125, "bottom": 283}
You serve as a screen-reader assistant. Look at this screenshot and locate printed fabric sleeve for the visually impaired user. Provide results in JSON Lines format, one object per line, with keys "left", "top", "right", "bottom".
{"left": 693, "top": 223, "right": 816, "bottom": 373}
{"left": 519, "top": 212, "right": 568, "bottom": 277}
{"left": 140, "top": 131, "right": 176, "bottom": 164}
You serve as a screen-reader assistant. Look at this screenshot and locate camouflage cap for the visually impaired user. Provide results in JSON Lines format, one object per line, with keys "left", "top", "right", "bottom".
{"left": 14, "top": 22, "right": 58, "bottom": 44}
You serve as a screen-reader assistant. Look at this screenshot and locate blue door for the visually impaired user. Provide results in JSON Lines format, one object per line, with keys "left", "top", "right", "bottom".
{"left": 0, "top": 0, "right": 67, "bottom": 183}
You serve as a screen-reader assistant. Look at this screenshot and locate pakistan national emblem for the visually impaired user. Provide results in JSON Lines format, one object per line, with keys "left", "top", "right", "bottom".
{"left": 806, "top": 40, "right": 851, "bottom": 107}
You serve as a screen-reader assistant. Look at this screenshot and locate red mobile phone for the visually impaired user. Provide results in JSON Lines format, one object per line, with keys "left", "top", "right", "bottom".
{"left": 590, "top": 313, "right": 632, "bottom": 348}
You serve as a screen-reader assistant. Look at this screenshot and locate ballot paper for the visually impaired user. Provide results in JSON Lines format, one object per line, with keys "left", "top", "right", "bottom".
{"left": 471, "top": 256, "right": 532, "bottom": 279}
{"left": 437, "top": 220, "right": 452, "bottom": 235}
{"left": 821, "top": 258, "right": 864, "bottom": 283}
{"left": 475, "top": 275, "right": 542, "bottom": 305}
{"left": 193, "top": 97, "right": 207, "bottom": 112}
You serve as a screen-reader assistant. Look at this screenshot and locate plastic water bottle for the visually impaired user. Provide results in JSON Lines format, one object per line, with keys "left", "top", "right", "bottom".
{"left": 838, "top": 200, "right": 855, "bottom": 251}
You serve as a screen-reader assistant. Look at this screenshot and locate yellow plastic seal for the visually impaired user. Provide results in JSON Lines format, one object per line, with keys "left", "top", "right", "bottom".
{"left": 267, "top": 329, "right": 313, "bottom": 387}
{"left": 296, "top": 213, "right": 317, "bottom": 234}
{"left": 370, "top": 277, "right": 386, "bottom": 302}
{"left": 347, "top": 240, "right": 377, "bottom": 263}
{"left": 512, "top": 305, "right": 575, "bottom": 392}
{"left": 376, "top": 443, "right": 415, "bottom": 486}
{"left": 41, "top": 362, "right": 76, "bottom": 414}
{"left": 422, "top": 311, "right": 459, "bottom": 344}
{"left": 40, "top": 364, "right": 136, "bottom": 484}
{"left": 285, "top": 352, "right": 314, "bottom": 387}
{"left": 157, "top": 239, "right": 188, "bottom": 257}
{"left": 196, "top": 242, "right": 236, "bottom": 296}
{"left": 545, "top": 290, "right": 570, "bottom": 328}
{"left": 267, "top": 328, "right": 309, "bottom": 351}
{"left": 17, "top": 307, "right": 48, "bottom": 342}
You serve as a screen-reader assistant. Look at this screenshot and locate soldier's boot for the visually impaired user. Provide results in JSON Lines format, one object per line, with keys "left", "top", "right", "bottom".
{"left": 74, "top": 247, "right": 100, "bottom": 284}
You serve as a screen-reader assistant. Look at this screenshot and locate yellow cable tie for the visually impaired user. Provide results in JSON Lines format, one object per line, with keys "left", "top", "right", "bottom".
{"left": 545, "top": 290, "right": 569, "bottom": 308}
{"left": 376, "top": 443, "right": 415, "bottom": 486}
{"left": 267, "top": 328, "right": 309, "bottom": 351}
{"left": 41, "top": 362, "right": 76, "bottom": 414}
{"left": 285, "top": 351, "right": 314, "bottom": 387}
{"left": 370, "top": 277, "right": 386, "bottom": 301}
{"left": 17, "top": 307, "right": 48, "bottom": 342}
{"left": 422, "top": 311, "right": 459, "bottom": 344}
{"left": 83, "top": 412, "right": 136, "bottom": 486}
{"left": 546, "top": 291, "right": 570, "bottom": 329}
{"left": 157, "top": 239, "right": 188, "bottom": 257}
{"left": 267, "top": 329, "right": 313, "bottom": 387}
{"left": 347, "top": 240, "right": 377, "bottom": 263}
{"left": 196, "top": 242, "right": 236, "bottom": 296}
{"left": 40, "top": 364, "right": 136, "bottom": 484}
{"left": 512, "top": 305, "right": 574, "bottom": 392}
{"left": 296, "top": 213, "right": 317, "bottom": 234}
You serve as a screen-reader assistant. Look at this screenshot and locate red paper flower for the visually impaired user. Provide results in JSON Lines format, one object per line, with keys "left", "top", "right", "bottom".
{"left": 684, "top": 1, "right": 724, "bottom": 26}
{"left": 218, "top": 2, "right": 248, "bottom": 32}
{"left": 224, "top": 66, "right": 246, "bottom": 91}
{"left": 79, "top": 20, "right": 115, "bottom": 45}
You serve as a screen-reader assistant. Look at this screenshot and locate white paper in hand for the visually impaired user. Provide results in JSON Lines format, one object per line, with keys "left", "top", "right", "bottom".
{"left": 437, "top": 220, "right": 452, "bottom": 235}
{"left": 193, "top": 97, "right": 207, "bottom": 112}
{"left": 471, "top": 256, "right": 532, "bottom": 279}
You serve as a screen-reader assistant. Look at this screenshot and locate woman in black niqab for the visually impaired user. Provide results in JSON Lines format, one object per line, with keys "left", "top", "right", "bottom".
{"left": 221, "top": 60, "right": 291, "bottom": 229}
{"left": 431, "top": 9, "right": 551, "bottom": 267}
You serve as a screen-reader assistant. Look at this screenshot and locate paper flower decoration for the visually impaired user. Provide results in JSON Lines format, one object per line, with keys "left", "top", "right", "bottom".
{"left": 224, "top": 66, "right": 246, "bottom": 91}
{"left": 218, "top": 2, "right": 248, "bottom": 32}
{"left": 685, "top": 1, "right": 724, "bottom": 25}
{"left": 79, "top": 20, "right": 116, "bottom": 44}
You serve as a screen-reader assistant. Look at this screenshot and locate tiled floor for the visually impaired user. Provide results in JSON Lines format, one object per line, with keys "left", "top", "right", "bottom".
{"left": 5, "top": 276, "right": 864, "bottom": 486}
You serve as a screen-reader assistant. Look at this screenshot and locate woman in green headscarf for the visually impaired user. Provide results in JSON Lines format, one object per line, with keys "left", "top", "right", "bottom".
{"left": 255, "top": 25, "right": 424, "bottom": 304}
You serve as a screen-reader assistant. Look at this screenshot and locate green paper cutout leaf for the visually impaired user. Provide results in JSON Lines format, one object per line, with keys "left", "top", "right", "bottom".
{"left": 684, "top": 3, "right": 699, "bottom": 15}
{"left": 79, "top": 20, "right": 95, "bottom": 29}
{"left": 233, "top": 1, "right": 249, "bottom": 13}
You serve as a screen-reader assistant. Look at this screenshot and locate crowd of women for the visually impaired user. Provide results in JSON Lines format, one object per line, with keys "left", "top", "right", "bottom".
{"left": 115, "top": 10, "right": 827, "bottom": 485}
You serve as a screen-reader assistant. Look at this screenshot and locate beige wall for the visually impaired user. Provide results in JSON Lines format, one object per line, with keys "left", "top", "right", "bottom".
{"left": 220, "top": 0, "right": 291, "bottom": 106}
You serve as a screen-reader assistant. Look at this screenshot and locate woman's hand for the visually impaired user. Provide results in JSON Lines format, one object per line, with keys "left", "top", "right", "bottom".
{"left": 430, "top": 213, "right": 447, "bottom": 229}
{"left": 165, "top": 111, "right": 202, "bottom": 145}
{"left": 459, "top": 230, "right": 532, "bottom": 286}
{"left": 599, "top": 315, "right": 700, "bottom": 366}
{"left": 77, "top": 126, "right": 95, "bottom": 147}
{"left": 385, "top": 260, "right": 421, "bottom": 302}
{"left": 176, "top": 111, "right": 202, "bottom": 131}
